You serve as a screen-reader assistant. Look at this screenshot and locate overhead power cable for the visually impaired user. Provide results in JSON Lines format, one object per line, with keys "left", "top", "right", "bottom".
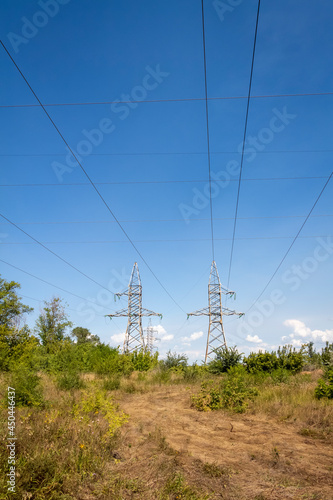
{"left": 1, "top": 235, "right": 331, "bottom": 245}
{"left": 247, "top": 171, "right": 333, "bottom": 311}
{"left": 0, "top": 258, "right": 114, "bottom": 311}
{"left": 19, "top": 293, "right": 106, "bottom": 319}
{"left": 1, "top": 149, "right": 333, "bottom": 158}
{"left": 0, "top": 212, "right": 119, "bottom": 296}
{"left": 0, "top": 40, "right": 184, "bottom": 313}
{"left": 0, "top": 176, "right": 328, "bottom": 187}
{"left": 0, "top": 259, "right": 124, "bottom": 332}
{"left": 1, "top": 214, "right": 332, "bottom": 226}
{"left": 201, "top": 0, "right": 215, "bottom": 261}
{"left": 227, "top": 0, "right": 261, "bottom": 288}
{"left": 1, "top": 91, "right": 333, "bottom": 108}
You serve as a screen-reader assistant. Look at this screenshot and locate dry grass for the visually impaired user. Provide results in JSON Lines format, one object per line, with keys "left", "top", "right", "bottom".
{"left": 0, "top": 370, "right": 332, "bottom": 499}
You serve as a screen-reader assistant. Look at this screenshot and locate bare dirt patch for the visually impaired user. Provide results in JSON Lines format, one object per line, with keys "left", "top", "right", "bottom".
{"left": 115, "top": 385, "right": 333, "bottom": 499}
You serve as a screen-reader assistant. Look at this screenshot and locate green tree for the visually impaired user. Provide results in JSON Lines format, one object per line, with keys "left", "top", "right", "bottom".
{"left": 35, "top": 297, "right": 72, "bottom": 348}
{"left": 0, "top": 276, "right": 36, "bottom": 370}
{"left": 0, "top": 276, "right": 33, "bottom": 328}
{"left": 208, "top": 346, "right": 242, "bottom": 374}
{"left": 71, "top": 326, "right": 100, "bottom": 345}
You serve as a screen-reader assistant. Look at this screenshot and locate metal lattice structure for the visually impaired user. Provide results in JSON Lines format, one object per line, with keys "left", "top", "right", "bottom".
{"left": 145, "top": 318, "right": 159, "bottom": 353}
{"left": 187, "top": 261, "right": 244, "bottom": 363}
{"left": 106, "top": 262, "right": 161, "bottom": 353}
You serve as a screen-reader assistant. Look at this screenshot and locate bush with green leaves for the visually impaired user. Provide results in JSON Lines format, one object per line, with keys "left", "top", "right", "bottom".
{"left": 270, "top": 367, "right": 291, "bottom": 384}
{"left": 191, "top": 381, "right": 222, "bottom": 411}
{"left": 7, "top": 366, "right": 44, "bottom": 407}
{"left": 56, "top": 370, "right": 85, "bottom": 391}
{"left": 243, "top": 351, "right": 279, "bottom": 373}
{"left": 321, "top": 342, "right": 333, "bottom": 367}
{"left": 315, "top": 363, "right": 333, "bottom": 399}
{"left": 208, "top": 346, "right": 242, "bottom": 374}
{"left": 160, "top": 350, "right": 188, "bottom": 371}
{"left": 303, "top": 341, "right": 323, "bottom": 368}
{"left": 183, "top": 363, "right": 208, "bottom": 382}
{"left": 221, "top": 366, "right": 259, "bottom": 412}
{"left": 191, "top": 367, "right": 258, "bottom": 413}
{"left": 129, "top": 350, "right": 158, "bottom": 371}
{"left": 276, "top": 345, "right": 304, "bottom": 373}
{"left": 103, "top": 375, "right": 121, "bottom": 391}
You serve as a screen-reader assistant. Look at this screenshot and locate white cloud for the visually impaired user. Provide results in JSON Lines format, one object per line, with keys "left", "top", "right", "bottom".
{"left": 284, "top": 319, "right": 310, "bottom": 338}
{"left": 181, "top": 331, "right": 204, "bottom": 343}
{"left": 155, "top": 324, "right": 166, "bottom": 335}
{"left": 246, "top": 334, "right": 263, "bottom": 344}
{"left": 283, "top": 319, "right": 333, "bottom": 344}
{"left": 290, "top": 339, "right": 303, "bottom": 348}
{"left": 110, "top": 332, "right": 125, "bottom": 344}
{"left": 160, "top": 334, "right": 174, "bottom": 342}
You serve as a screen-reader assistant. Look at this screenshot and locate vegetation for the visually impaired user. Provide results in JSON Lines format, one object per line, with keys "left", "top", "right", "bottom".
{"left": 208, "top": 346, "right": 242, "bottom": 374}
{"left": 0, "top": 273, "right": 332, "bottom": 498}
{"left": 315, "top": 348, "right": 333, "bottom": 399}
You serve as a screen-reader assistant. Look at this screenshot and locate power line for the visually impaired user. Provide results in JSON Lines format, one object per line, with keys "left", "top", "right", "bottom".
{"left": 0, "top": 212, "right": 119, "bottom": 295}
{"left": 227, "top": 0, "right": 261, "bottom": 289}
{"left": 1, "top": 149, "right": 333, "bottom": 157}
{"left": 0, "top": 260, "right": 124, "bottom": 332}
{"left": 1, "top": 214, "right": 332, "bottom": 226}
{"left": 0, "top": 176, "right": 328, "bottom": 187}
{"left": 0, "top": 258, "right": 114, "bottom": 311}
{"left": 19, "top": 293, "right": 106, "bottom": 319}
{"left": 0, "top": 40, "right": 184, "bottom": 314}
{"left": 1, "top": 91, "right": 333, "bottom": 108}
{"left": 201, "top": 0, "right": 215, "bottom": 261}
{"left": 1, "top": 235, "right": 331, "bottom": 245}
{"left": 247, "top": 171, "right": 333, "bottom": 311}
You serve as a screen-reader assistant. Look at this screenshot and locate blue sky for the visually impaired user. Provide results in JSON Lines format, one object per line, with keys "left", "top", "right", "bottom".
{"left": 0, "top": 0, "right": 332, "bottom": 362}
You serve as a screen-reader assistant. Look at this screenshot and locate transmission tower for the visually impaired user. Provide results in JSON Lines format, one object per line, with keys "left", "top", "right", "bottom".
{"left": 106, "top": 262, "right": 161, "bottom": 353}
{"left": 145, "top": 318, "right": 159, "bottom": 353}
{"left": 187, "top": 261, "right": 244, "bottom": 363}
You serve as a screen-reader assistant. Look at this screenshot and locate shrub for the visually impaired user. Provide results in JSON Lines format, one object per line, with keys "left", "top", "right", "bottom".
{"left": 191, "top": 381, "right": 222, "bottom": 411}
{"left": 103, "top": 376, "right": 121, "bottom": 391}
{"left": 243, "top": 351, "right": 279, "bottom": 373}
{"left": 160, "top": 350, "right": 188, "bottom": 371}
{"left": 7, "top": 366, "right": 44, "bottom": 407}
{"left": 72, "top": 388, "right": 129, "bottom": 437}
{"left": 315, "top": 368, "right": 333, "bottom": 399}
{"left": 270, "top": 367, "right": 291, "bottom": 384}
{"left": 56, "top": 370, "right": 85, "bottom": 391}
{"left": 183, "top": 364, "right": 208, "bottom": 382}
{"left": 191, "top": 370, "right": 258, "bottom": 413}
{"left": 221, "top": 368, "right": 258, "bottom": 413}
{"left": 208, "top": 346, "right": 242, "bottom": 374}
{"left": 276, "top": 345, "right": 304, "bottom": 373}
{"left": 129, "top": 350, "right": 158, "bottom": 371}
{"left": 303, "top": 341, "right": 322, "bottom": 369}
{"left": 321, "top": 342, "right": 333, "bottom": 367}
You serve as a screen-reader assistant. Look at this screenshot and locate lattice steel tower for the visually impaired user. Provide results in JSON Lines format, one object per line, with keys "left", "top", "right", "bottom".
{"left": 106, "top": 262, "right": 161, "bottom": 353}
{"left": 145, "top": 318, "right": 159, "bottom": 354}
{"left": 187, "top": 261, "right": 244, "bottom": 363}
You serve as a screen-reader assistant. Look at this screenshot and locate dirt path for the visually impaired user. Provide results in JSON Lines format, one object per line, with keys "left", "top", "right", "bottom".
{"left": 117, "top": 385, "right": 333, "bottom": 499}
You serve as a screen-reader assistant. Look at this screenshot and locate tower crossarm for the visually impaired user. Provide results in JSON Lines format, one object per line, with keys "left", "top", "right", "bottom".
{"left": 187, "top": 306, "right": 210, "bottom": 318}
{"left": 141, "top": 308, "right": 162, "bottom": 318}
{"left": 222, "top": 307, "right": 244, "bottom": 317}
{"left": 114, "top": 289, "right": 129, "bottom": 300}
{"left": 105, "top": 308, "right": 128, "bottom": 318}
{"left": 221, "top": 287, "right": 236, "bottom": 297}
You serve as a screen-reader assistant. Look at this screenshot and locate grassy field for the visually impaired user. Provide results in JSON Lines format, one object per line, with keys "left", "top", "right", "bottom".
{"left": 0, "top": 369, "right": 332, "bottom": 499}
